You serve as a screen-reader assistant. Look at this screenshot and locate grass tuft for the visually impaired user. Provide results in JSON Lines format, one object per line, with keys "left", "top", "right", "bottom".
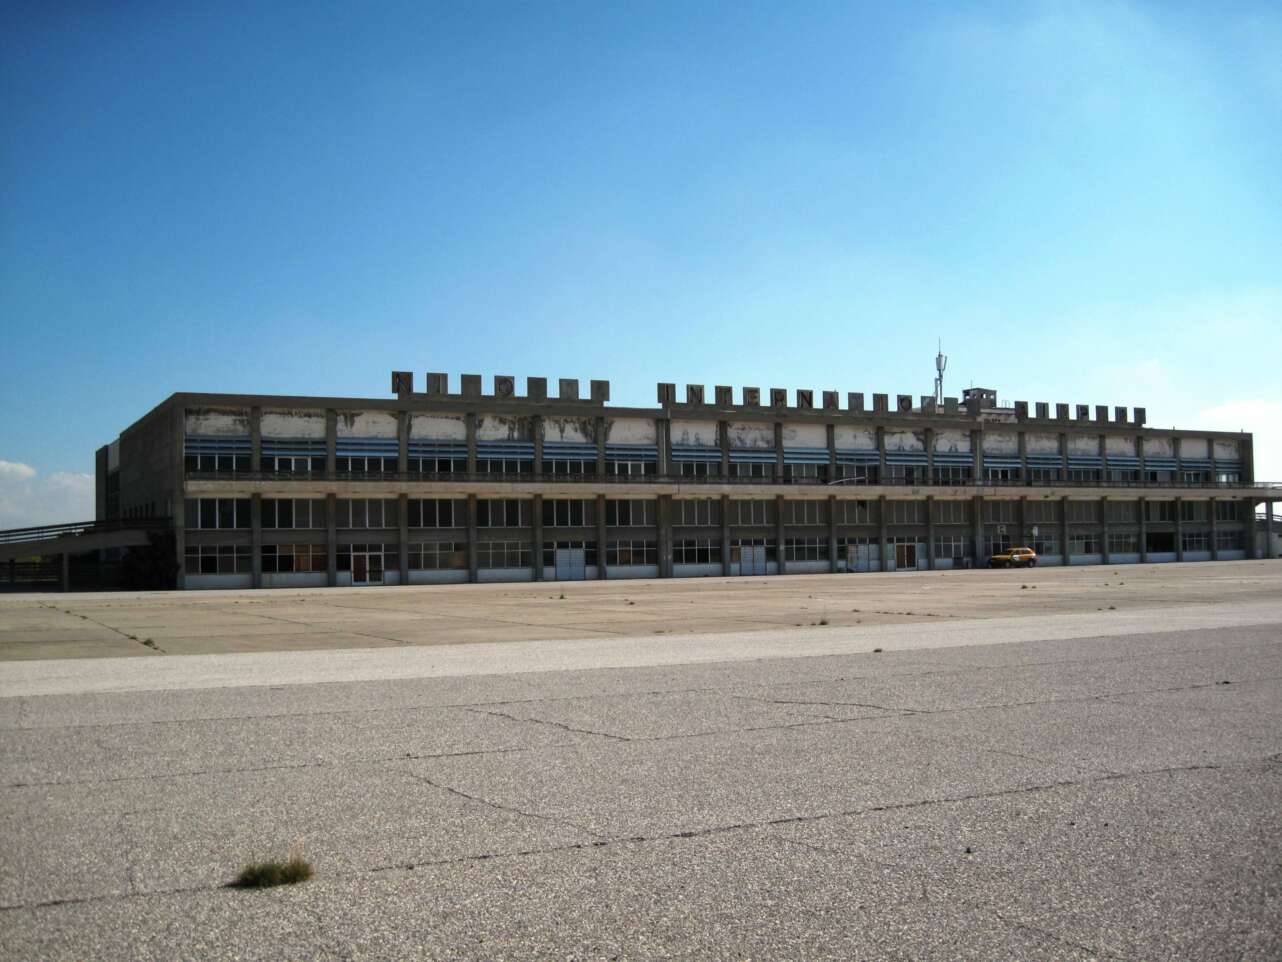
{"left": 233, "top": 855, "right": 313, "bottom": 889}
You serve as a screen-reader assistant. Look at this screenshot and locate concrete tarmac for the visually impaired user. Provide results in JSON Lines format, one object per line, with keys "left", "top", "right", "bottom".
{"left": 1, "top": 570, "right": 1280, "bottom": 959}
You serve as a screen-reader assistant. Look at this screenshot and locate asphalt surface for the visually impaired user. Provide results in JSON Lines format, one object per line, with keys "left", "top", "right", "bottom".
{"left": 1, "top": 605, "right": 1280, "bottom": 960}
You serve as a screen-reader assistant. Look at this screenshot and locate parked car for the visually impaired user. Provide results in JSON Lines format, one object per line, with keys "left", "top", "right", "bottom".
{"left": 989, "top": 546, "right": 1038, "bottom": 568}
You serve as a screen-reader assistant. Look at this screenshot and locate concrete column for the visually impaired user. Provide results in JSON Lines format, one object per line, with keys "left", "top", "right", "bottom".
{"left": 718, "top": 421, "right": 730, "bottom": 477}
{"left": 61, "top": 552, "right": 69, "bottom": 592}
{"left": 466, "top": 494, "right": 479, "bottom": 582}
{"left": 533, "top": 415, "right": 544, "bottom": 476}
{"left": 1139, "top": 497, "right": 1149, "bottom": 562}
{"left": 1060, "top": 497, "right": 1070, "bottom": 566}
{"left": 1209, "top": 498, "right": 1219, "bottom": 561}
{"left": 326, "top": 493, "right": 337, "bottom": 587}
{"left": 1242, "top": 499, "right": 1257, "bottom": 560}
{"left": 971, "top": 429, "right": 984, "bottom": 483}
{"left": 880, "top": 496, "right": 890, "bottom": 570}
{"left": 1173, "top": 436, "right": 1183, "bottom": 480}
{"left": 530, "top": 494, "right": 543, "bottom": 581}
{"left": 398, "top": 493, "right": 409, "bottom": 585}
{"left": 1099, "top": 434, "right": 1108, "bottom": 483}
{"left": 1268, "top": 500, "right": 1276, "bottom": 560}
{"left": 657, "top": 495, "right": 672, "bottom": 577}
{"left": 828, "top": 495, "right": 839, "bottom": 573}
{"left": 1175, "top": 497, "right": 1184, "bottom": 561}
{"left": 877, "top": 427, "right": 887, "bottom": 484}
{"left": 173, "top": 405, "right": 187, "bottom": 589}
{"left": 971, "top": 495, "right": 984, "bottom": 567}
{"left": 925, "top": 428, "right": 935, "bottom": 485}
{"left": 325, "top": 410, "right": 337, "bottom": 474}
{"left": 1137, "top": 435, "right": 1146, "bottom": 480}
{"left": 250, "top": 493, "right": 263, "bottom": 588}
{"left": 1058, "top": 432, "right": 1068, "bottom": 483}
{"left": 173, "top": 491, "right": 187, "bottom": 590}
{"left": 250, "top": 407, "right": 262, "bottom": 473}
{"left": 775, "top": 494, "right": 787, "bottom": 574}
{"left": 1017, "top": 430, "right": 1027, "bottom": 484}
{"left": 596, "top": 494, "right": 607, "bottom": 579}
{"left": 720, "top": 494, "right": 731, "bottom": 576}
{"left": 397, "top": 411, "right": 409, "bottom": 474}
{"left": 926, "top": 496, "right": 935, "bottom": 570}
{"left": 774, "top": 422, "right": 784, "bottom": 480}
{"left": 1100, "top": 498, "right": 1110, "bottom": 565}
{"left": 826, "top": 423, "right": 837, "bottom": 483}
{"left": 1241, "top": 436, "right": 1254, "bottom": 484}
{"left": 1016, "top": 497, "right": 1027, "bottom": 549}
{"left": 465, "top": 413, "right": 477, "bottom": 475}
{"left": 595, "top": 416, "right": 606, "bottom": 476}
{"left": 657, "top": 418, "right": 671, "bottom": 477}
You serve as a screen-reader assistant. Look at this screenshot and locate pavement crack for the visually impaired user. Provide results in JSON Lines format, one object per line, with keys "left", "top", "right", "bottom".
{"left": 399, "top": 768, "right": 606, "bottom": 839}
{"left": 981, "top": 906, "right": 1129, "bottom": 960}
{"left": 459, "top": 705, "right": 630, "bottom": 741}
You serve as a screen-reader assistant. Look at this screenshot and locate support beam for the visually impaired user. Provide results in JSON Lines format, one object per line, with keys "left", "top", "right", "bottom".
{"left": 531, "top": 494, "right": 543, "bottom": 581}
{"left": 720, "top": 494, "right": 731, "bottom": 576}
{"left": 775, "top": 494, "right": 786, "bottom": 574}
{"left": 398, "top": 493, "right": 409, "bottom": 585}
{"left": 251, "top": 493, "right": 263, "bottom": 589}
{"left": 596, "top": 494, "right": 607, "bottom": 580}
{"left": 466, "top": 494, "right": 479, "bottom": 583}
{"left": 326, "top": 493, "right": 337, "bottom": 587}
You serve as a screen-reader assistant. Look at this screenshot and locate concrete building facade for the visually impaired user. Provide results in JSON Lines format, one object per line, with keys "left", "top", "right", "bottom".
{"left": 95, "top": 373, "right": 1279, "bottom": 589}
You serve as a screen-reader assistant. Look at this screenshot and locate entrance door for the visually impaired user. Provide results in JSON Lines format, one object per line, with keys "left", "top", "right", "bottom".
{"left": 352, "top": 553, "right": 368, "bottom": 584}
{"left": 895, "top": 542, "right": 916, "bottom": 571}
{"left": 352, "top": 549, "right": 384, "bottom": 586}
{"left": 554, "top": 547, "right": 585, "bottom": 581}
{"left": 735, "top": 545, "right": 767, "bottom": 575}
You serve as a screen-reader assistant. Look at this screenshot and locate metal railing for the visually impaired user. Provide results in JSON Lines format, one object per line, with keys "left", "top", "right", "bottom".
{"left": 184, "top": 469, "right": 1282, "bottom": 491}
{"left": 0, "top": 517, "right": 171, "bottom": 547}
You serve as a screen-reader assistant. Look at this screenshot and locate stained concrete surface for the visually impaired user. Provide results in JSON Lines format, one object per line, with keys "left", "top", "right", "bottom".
{"left": 0, "top": 591, "right": 1279, "bottom": 959}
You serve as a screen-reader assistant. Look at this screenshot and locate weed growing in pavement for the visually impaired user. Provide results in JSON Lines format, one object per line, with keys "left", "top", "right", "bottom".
{"left": 233, "top": 842, "right": 312, "bottom": 889}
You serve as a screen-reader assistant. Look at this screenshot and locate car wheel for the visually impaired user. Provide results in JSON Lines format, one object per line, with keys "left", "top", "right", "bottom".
{"left": 1004, "top": 560, "right": 1011, "bottom": 568}
{"left": 1029, "top": 559, "right": 1037, "bottom": 567}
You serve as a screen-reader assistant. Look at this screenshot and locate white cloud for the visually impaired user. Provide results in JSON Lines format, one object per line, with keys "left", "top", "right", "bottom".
{"left": 0, "top": 462, "right": 94, "bottom": 529}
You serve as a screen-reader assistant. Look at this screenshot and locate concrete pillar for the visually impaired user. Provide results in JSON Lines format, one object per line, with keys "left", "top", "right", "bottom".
{"left": 1016, "top": 497, "right": 1027, "bottom": 549}
{"left": 828, "top": 494, "right": 839, "bottom": 573}
{"left": 1100, "top": 498, "right": 1110, "bottom": 565}
{"left": 1268, "top": 500, "right": 1276, "bottom": 560}
{"left": 775, "top": 494, "right": 787, "bottom": 574}
{"left": 925, "top": 428, "right": 935, "bottom": 485}
{"left": 1137, "top": 435, "right": 1146, "bottom": 480}
{"left": 718, "top": 421, "right": 730, "bottom": 477}
{"left": 326, "top": 493, "right": 337, "bottom": 587}
{"left": 251, "top": 494, "right": 263, "bottom": 589}
{"left": 1058, "top": 432, "right": 1068, "bottom": 483}
{"left": 826, "top": 423, "right": 837, "bottom": 483}
{"left": 774, "top": 423, "right": 784, "bottom": 480}
{"left": 397, "top": 411, "right": 409, "bottom": 474}
{"left": 595, "top": 416, "right": 606, "bottom": 476}
{"left": 1175, "top": 497, "right": 1185, "bottom": 561}
{"left": 1242, "top": 498, "right": 1258, "bottom": 560}
{"left": 465, "top": 413, "right": 477, "bottom": 475}
{"left": 720, "top": 494, "right": 731, "bottom": 576}
{"left": 531, "top": 494, "right": 544, "bottom": 581}
{"left": 596, "top": 494, "right": 607, "bottom": 580}
{"left": 325, "top": 410, "right": 337, "bottom": 474}
{"left": 657, "top": 495, "right": 673, "bottom": 577}
{"left": 1139, "top": 497, "right": 1149, "bottom": 562}
{"left": 466, "top": 494, "right": 479, "bottom": 582}
{"left": 971, "top": 495, "right": 984, "bottom": 567}
{"left": 1017, "top": 430, "right": 1027, "bottom": 484}
{"left": 657, "top": 418, "right": 671, "bottom": 477}
{"left": 925, "top": 496, "right": 935, "bottom": 570}
{"left": 1210, "top": 498, "right": 1219, "bottom": 561}
{"left": 971, "top": 429, "right": 984, "bottom": 483}
{"left": 1060, "top": 497, "right": 1070, "bottom": 566}
{"left": 1099, "top": 434, "right": 1108, "bottom": 483}
{"left": 880, "top": 496, "right": 891, "bottom": 570}
{"left": 877, "top": 427, "right": 887, "bottom": 484}
{"left": 173, "top": 405, "right": 187, "bottom": 589}
{"left": 61, "top": 552, "right": 69, "bottom": 592}
{"left": 1173, "top": 436, "right": 1183, "bottom": 481}
{"left": 250, "top": 406, "right": 262, "bottom": 473}
{"left": 533, "top": 415, "right": 544, "bottom": 476}
{"left": 398, "top": 493, "right": 409, "bottom": 585}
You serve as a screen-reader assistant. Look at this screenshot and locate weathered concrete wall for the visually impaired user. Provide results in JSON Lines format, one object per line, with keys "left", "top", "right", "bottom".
{"left": 1181, "top": 437, "right": 1208, "bottom": 459}
{"left": 545, "top": 417, "right": 595, "bottom": 444}
{"left": 886, "top": 430, "right": 926, "bottom": 453}
{"left": 981, "top": 431, "right": 1018, "bottom": 455}
{"left": 1213, "top": 439, "right": 1240, "bottom": 460}
{"left": 670, "top": 419, "right": 717, "bottom": 447}
{"left": 185, "top": 408, "right": 250, "bottom": 437}
{"left": 934, "top": 429, "right": 971, "bottom": 454}
{"left": 607, "top": 418, "right": 658, "bottom": 444}
{"left": 1067, "top": 434, "right": 1100, "bottom": 456}
{"left": 1105, "top": 435, "right": 1136, "bottom": 456}
{"left": 834, "top": 426, "right": 876, "bottom": 450}
{"left": 261, "top": 410, "right": 326, "bottom": 439}
{"left": 1146, "top": 437, "right": 1174, "bottom": 458}
{"left": 782, "top": 423, "right": 826, "bottom": 448}
{"left": 1026, "top": 433, "right": 1059, "bottom": 455}
{"left": 727, "top": 421, "right": 774, "bottom": 449}
{"left": 476, "top": 415, "right": 533, "bottom": 442}
{"left": 337, "top": 411, "right": 397, "bottom": 438}
{"left": 411, "top": 414, "right": 466, "bottom": 440}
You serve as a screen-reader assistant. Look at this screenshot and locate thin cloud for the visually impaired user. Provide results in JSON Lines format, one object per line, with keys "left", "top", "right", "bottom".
{"left": 0, "top": 462, "right": 93, "bottom": 529}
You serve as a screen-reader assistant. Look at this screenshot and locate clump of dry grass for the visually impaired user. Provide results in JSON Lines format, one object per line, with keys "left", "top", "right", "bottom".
{"left": 233, "top": 841, "right": 313, "bottom": 889}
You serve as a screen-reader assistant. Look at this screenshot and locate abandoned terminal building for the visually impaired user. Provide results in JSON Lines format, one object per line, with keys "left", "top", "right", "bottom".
{"left": 93, "top": 373, "right": 1279, "bottom": 589}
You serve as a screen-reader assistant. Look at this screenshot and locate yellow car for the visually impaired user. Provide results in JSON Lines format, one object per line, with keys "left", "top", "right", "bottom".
{"left": 989, "top": 546, "right": 1038, "bottom": 568}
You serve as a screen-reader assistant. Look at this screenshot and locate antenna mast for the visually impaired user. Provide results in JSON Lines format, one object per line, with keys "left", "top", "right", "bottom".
{"left": 933, "top": 339, "right": 948, "bottom": 404}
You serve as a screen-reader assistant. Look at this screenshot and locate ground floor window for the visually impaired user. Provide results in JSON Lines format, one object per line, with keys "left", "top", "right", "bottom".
{"left": 1032, "top": 533, "right": 1059, "bottom": 556}
{"left": 408, "top": 542, "right": 467, "bottom": 570}
{"left": 607, "top": 540, "right": 657, "bottom": 565}
{"left": 1146, "top": 531, "right": 1176, "bottom": 552}
{"left": 185, "top": 544, "right": 251, "bottom": 574}
{"left": 673, "top": 538, "right": 721, "bottom": 564}
{"left": 1069, "top": 533, "right": 1099, "bottom": 555}
{"left": 1181, "top": 531, "right": 1209, "bottom": 552}
{"left": 336, "top": 543, "right": 397, "bottom": 571}
{"left": 729, "top": 538, "right": 776, "bottom": 564}
{"left": 933, "top": 535, "right": 969, "bottom": 560}
{"left": 783, "top": 537, "right": 828, "bottom": 562}
{"left": 263, "top": 544, "right": 328, "bottom": 573}
{"left": 542, "top": 540, "right": 598, "bottom": 567}
{"left": 475, "top": 541, "right": 531, "bottom": 568}
{"left": 984, "top": 535, "right": 1012, "bottom": 555}
{"left": 1107, "top": 532, "right": 1139, "bottom": 554}
{"left": 1215, "top": 530, "right": 1242, "bottom": 550}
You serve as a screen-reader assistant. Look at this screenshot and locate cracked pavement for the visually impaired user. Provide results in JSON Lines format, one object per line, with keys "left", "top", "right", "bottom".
{"left": 0, "top": 586, "right": 1280, "bottom": 959}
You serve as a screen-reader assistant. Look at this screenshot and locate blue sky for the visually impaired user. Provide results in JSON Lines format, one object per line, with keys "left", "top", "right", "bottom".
{"left": 2, "top": 1, "right": 1280, "bottom": 524}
